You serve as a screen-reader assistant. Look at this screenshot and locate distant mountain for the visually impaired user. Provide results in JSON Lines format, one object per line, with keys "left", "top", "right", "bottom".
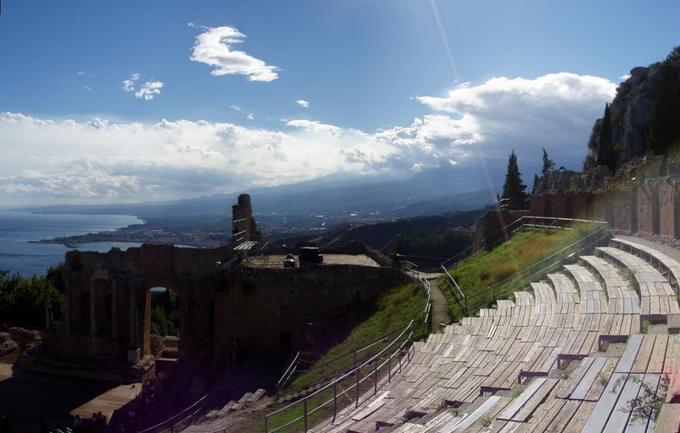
{"left": 21, "top": 166, "right": 499, "bottom": 219}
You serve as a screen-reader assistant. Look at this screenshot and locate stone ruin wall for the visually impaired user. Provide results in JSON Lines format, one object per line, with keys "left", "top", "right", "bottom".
{"left": 48, "top": 243, "right": 406, "bottom": 371}
{"left": 218, "top": 265, "right": 406, "bottom": 360}
{"left": 530, "top": 175, "right": 680, "bottom": 240}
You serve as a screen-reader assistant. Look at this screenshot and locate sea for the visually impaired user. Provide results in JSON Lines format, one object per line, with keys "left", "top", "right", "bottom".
{"left": 0, "top": 209, "right": 143, "bottom": 276}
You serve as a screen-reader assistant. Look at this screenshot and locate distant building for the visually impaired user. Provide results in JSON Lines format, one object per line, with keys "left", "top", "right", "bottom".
{"left": 231, "top": 194, "right": 260, "bottom": 244}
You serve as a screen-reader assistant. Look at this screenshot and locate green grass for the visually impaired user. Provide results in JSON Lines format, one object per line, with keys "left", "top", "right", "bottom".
{"left": 259, "top": 282, "right": 429, "bottom": 433}
{"left": 285, "top": 281, "right": 428, "bottom": 393}
{"left": 440, "top": 224, "right": 607, "bottom": 322}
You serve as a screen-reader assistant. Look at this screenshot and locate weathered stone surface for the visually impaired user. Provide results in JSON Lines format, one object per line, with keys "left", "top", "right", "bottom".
{"left": 0, "top": 338, "right": 18, "bottom": 359}
{"left": 533, "top": 167, "right": 609, "bottom": 196}
{"left": 44, "top": 242, "right": 405, "bottom": 372}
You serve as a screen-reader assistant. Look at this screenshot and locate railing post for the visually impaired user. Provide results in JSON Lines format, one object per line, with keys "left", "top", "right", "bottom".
{"left": 388, "top": 353, "right": 392, "bottom": 383}
{"left": 304, "top": 399, "right": 308, "bottom": 433}
{"left": 373, "top": 360, "right": 378, "bottom": 394}
{"left": 333, "top": 381, "right": 338, "bottom": 421}
{"left": 355, "top": 364, "right": 360, "bottom": 408}
{"left": 265, "top": 415, "right": 269, "bottom": 433}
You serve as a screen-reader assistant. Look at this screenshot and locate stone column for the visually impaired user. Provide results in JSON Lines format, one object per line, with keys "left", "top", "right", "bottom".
{"left": 90, "top": 278, "right": 97, "bottom": 337}
{"left": 111, "top": 280, "right": 118, "bottom": 339}
{"left": 129, "top": 287, "right": 136, "bottom": 348}
{"left": 64, "top": 285, "right": 70, "bottom": 335}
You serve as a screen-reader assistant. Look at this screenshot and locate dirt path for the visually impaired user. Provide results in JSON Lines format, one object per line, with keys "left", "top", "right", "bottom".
{"left": 427, "top": 276, "right": 451, "bottom": 330}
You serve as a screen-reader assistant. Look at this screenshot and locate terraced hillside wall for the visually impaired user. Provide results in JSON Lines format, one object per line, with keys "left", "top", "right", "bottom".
{"left": 530, "top": 175, "right": 680, "bottom": 239}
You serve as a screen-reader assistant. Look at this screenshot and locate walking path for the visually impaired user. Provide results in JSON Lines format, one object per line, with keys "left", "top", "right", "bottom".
{"left": 426, "top": 275, "right": 451, "bottom": 330}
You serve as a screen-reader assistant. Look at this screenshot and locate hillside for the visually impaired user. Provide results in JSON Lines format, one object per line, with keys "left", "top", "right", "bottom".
{"left": 268, "top": 210, "right": 482, "bottom": 268}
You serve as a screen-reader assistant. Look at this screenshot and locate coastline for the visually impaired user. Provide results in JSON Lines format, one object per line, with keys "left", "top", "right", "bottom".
{"left": 28, "top": 217, "right": 228, "bottom": 249}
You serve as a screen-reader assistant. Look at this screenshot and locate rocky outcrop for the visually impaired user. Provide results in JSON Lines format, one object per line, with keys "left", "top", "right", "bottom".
{"left": 0, "top": 332, "right": 18, "bottom": 359}
{"left": 584, "top": 47, "right": 680, "bottom": 172}
{"left": 533, "top": 167, "right": 610, "bottom": 196}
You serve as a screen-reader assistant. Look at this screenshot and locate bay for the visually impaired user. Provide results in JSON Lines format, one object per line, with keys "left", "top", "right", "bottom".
{"left": 0, "top": 210, "right": 142, "bottom": 276}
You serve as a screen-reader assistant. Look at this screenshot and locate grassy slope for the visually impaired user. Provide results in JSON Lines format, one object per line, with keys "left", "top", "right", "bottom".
{"left": 286, "top": 281, "right": 428, "bottom": 393}
{"left": 440, "top": 225, "right": 601, "bottom": 322}
{"left": 233, "top": 282, "right": 428, "bottom": 433}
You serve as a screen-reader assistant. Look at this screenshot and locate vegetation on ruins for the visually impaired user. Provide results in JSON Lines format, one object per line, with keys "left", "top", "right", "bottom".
{"left": 439, "top": 224, "right": 604, "bottom": 323}
{"left": 612, "top": 373, "right": 669, "bottom": 421}
{"left": 151, "top": 289, "right": 180, "bottom": 337}
{"left": 0, "top": 266, "right": 63, "bottom": 328}
{"left": 500, "top": 150, "right": 528, "bottom": 210}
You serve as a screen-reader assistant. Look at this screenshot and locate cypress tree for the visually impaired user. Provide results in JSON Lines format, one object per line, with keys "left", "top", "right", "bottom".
{"left": 501, "top": 150, "right": 528, "bottom": 210}
{"left": 597, "top": 103, "right": 616, "bottom": 172}
{"left": 541, "top": 148, "right": 555, "bottom": 175}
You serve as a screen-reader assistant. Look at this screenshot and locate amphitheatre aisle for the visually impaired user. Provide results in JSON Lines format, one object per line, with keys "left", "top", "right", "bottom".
{"left": 300, "top": 236, "right": 680, "bottom": 433}
{"left": 427, "top": 276, "right": 451, "bottom": 331}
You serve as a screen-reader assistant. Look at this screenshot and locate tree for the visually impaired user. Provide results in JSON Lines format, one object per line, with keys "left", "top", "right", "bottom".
{"left": 597, "top": 103, "right": 616, "bottom": 172}
{"left": 0, "top": 271, "right": 63, "bottom": 328}
{"left": 541, "top": 148, "right": 555, "bottom": 175}
{"left": 500, "top": 150, "right": 528, "bottom": 210}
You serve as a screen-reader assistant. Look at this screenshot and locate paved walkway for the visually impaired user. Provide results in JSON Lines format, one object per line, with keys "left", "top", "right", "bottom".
{"left": 426, "top": 275, "right": 451, "bottom": 330}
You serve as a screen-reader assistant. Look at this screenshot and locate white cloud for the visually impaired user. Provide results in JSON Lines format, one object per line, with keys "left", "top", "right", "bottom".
{"left": 134, "top": 80, "right": 164, "bottom": 101}
{"left": 296, "top": 99, "right": 310, "bottom": 108}
{"left": 0, "top": 72, "right": 616, "bottom": 204}
{"left": 187, "top": 22, "right": 195, "bottom": 28}
{"left": 415, "top": 72, "right": 616, "bottom": 163}
{"left": 229, "top": 105, "right": 241, "bottom": 112}
{"left": 122, "top": 73, "right": 140, "bottom": 92}
{"left": 247, "top": 113, "right": 255, "bottom": 120}
{"left": 190, "top": 25, "right": 279, "bottom": 82}
{"left": 286, "top": 119, "right": 341, "bottom": 134}
{"left": 77, "top": 71, "right": 86, "bottom": 77}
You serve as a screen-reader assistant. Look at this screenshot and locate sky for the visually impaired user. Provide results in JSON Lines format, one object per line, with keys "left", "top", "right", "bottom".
{"left": 1, "top": 0, "right": 679, "bottom": 206}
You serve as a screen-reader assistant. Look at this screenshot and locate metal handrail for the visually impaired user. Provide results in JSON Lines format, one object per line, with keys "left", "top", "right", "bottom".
{"left": 136, "top": 395, "right": 208, "bottom": 433}
{"left": 264, "top": 319, "right": 415, "bottom": 433}
{"left": 280, "top": 323, "right": 412, "bottom": 390}
{"left": 482, "top": 223, "right": 610, "bottom": 298}
{"left": 438, "top": 219, "right": 610, "bottom": 315}
{"left": 276, "top": 351, "right": 301, "bottom": 389}
{"left": 488, "top": 229, "right": 612, "bottom": 303}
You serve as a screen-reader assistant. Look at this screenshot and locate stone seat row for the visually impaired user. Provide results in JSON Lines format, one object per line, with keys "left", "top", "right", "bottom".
{"left": 317, "top": 243, "right": 680, "bottom": 433}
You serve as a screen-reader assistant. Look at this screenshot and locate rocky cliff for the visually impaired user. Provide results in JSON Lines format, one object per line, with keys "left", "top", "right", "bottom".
{"left": 584, "top": 46, "right": 680, "bottom": 172}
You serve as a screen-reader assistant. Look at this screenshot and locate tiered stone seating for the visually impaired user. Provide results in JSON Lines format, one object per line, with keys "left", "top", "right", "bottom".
{"left": 313, "top": 241, "right": 680, "bottom": 433}
{"left": 597, "top": 247, "right": 680, "bottom": 319}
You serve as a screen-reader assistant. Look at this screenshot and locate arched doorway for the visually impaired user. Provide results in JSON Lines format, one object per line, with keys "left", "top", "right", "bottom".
{"left": 147, "top": 287, "right": 180, "bottom": 358}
